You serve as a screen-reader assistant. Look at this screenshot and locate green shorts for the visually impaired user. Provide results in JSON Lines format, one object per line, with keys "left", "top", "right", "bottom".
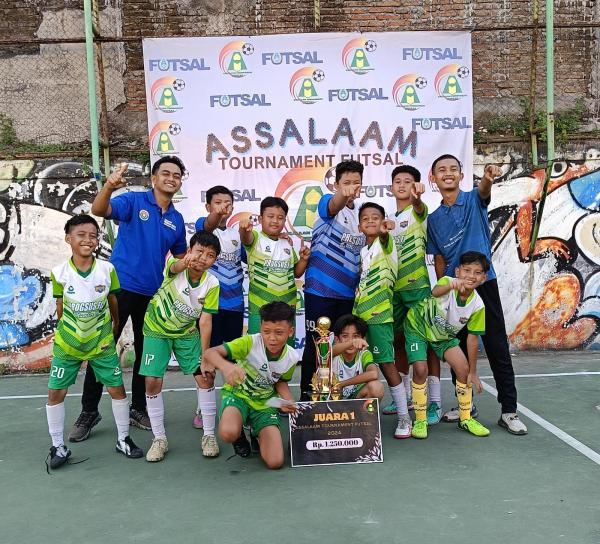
{"left": 393, "top": 287, "right": 431, "bottom": 333}
{"left": 139, "top": 334, "right": 200, "bottom": 378}
{"left": 404, "top": 327, "right": 459, "bottom": 364}
{"left": 220, "top": 391, "right": 280, "bottom": 435}
{"left": 48, "top": 352, "right": 123, "bottom": 390}
{"left": 248, "top": 312, "right": 296, "bottom": 347}
{"left": 366, "top": 322, "right": 395, "bottom": 365}
{"left": 342, "top": 383, "right": 365, "bottom": 399}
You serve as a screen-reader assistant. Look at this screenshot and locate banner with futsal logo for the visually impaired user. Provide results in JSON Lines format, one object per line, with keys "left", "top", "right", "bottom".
{"left": 143, "top": 32, "right": 473, "bottom": 348}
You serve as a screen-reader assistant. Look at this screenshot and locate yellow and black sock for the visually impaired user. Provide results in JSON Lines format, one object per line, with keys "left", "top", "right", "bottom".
{"left": 455, "top": 380, "right": 472, "bottom": 421}
{"left": 412, "top": 380, "right": 428, "bottom": 422}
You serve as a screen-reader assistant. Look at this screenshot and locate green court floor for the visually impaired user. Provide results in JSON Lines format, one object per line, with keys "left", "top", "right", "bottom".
{"left": 1, "top": 352, "right": 599, "bottom": 544}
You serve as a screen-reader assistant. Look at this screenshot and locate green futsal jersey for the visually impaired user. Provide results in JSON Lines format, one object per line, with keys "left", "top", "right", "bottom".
{"left": 392, "top": 204, "right": 430, "bottom": 291}
{"left": 353, "top": 235, "right": 398, "bottom": 324}
{"left": 223, "top": 334, "right": 299, "bottom": 410}
{"left": 331, "top": 349, "right": 374, "bottom": 399}
{"left": 144, "top": 257, "right": 220, "bottom": 338}
{"left": 244, "top": 230, "right": 298, "bottom": 314}
{"left": 405, "top": 276, "right": 485, "bottom": 341}
{"left": 51, "top": 258, "right": 120, "bottom": 360}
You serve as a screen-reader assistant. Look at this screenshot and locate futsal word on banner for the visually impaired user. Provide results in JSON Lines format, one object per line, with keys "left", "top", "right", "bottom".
{"left": 289, "top": 399, "right": 383, "bottom": 467}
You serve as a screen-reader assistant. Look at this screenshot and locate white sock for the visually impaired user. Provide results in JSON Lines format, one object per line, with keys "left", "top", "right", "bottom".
{"left": 390, "top": 383, "right": 409, "bottom": 418}
{"left": 111, "top": 397, "right": 130, "bottom": 441}
{"left": 198, "top": 387, "right": 216, "bottom": 436}
{"left": 401, "top": 373, "right": 412, "bottom": 403}
{"left": 196, "top": 386, "right": 201, "bottom": 413}
{"left": 46, "top": 402, "right": 65, "bottom": 447}
{"left": 428, "top": 375, "right": 441, "bottom": 405}
{"left": 146, "top": 393, "right": 166, "bottom": 439}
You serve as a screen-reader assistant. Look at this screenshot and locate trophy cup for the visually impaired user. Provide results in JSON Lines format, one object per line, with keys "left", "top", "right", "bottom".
{"left": 310, "top": 316, "right": 341, "bottom": 401}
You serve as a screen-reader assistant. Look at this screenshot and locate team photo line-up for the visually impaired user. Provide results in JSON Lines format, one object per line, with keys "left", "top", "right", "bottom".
{"left": 45, "top": 153, "right": 528, "bottom": 471}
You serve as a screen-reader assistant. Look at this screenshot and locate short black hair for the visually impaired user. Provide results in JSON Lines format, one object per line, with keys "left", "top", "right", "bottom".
{"left": 333, "top": 314, "right": 368, "bottom": 338}
{"left": 260, "top": 196, "right": 288, "bottom": 216}
{"left": 335, "top": 160, "right": 364, "bottom": 183}
{"left": 431, "top": 154, "right": 462, "bottom": 173}
{"left": 260, "top": 301, "right": 295, "bottom": 326}
{"left": 64, "top": 214, "right": 99, "bottom": 234}
{"left": 206, "top": 185, "right": 234, "bottom": 204}
{"left": 151, "top": 155, "right": 186, "bottom": 177}
{"left": 391, "top": 165, "right": 421, "bottom": 183}
{"left": 459, "top": 251, "right": 490, "bottom": 272}
{"left": 358, "top": 201, "right": 385, "bottom": 219}
{"left": 189, "top": 231, "right": 221, "bottom": 255}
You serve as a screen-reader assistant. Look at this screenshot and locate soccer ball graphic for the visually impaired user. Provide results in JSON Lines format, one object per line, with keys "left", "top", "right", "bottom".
{"left": 415, "top": 76, "right": 427, "bottom": 89}
{"left": 457, "top": 66, "right": 470, "bottom": 78}
{"left": 324, "top": 166, "right": 336, "bottom": 192}
{"left": 364, "top": 40, "right": 377, "bottom": 52}
{"left": 172, "top": 78, "right": 185, "bottom": 91}
{"left": 242, "top": 43, "right": 254, "bottom": 55}
{"left": 168, "top": 123, "right": 181, "bottom": 136}
{"left": 312, "top": 69, "right": 325, "bottom": 82}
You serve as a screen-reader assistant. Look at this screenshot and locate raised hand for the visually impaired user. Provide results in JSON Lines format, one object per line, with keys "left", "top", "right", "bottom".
{"left": 411, "top": 182, "right": 426, "bottom": 201}
{"left": 215, "top": 201, "right": 233, "bottom": 217}
{"left": 352, "top": 338, "right": 369, "bottom": 351}
{"left": 106, "top": 163, "right": 128, "bottom": 190}
{"left": 380, "top": 218, "right": 395, "bottom": 234}
{"left": 483, "top": 164, "right": 502, "bottom": 182}
{"left": 340, "top": 185, "right": 360, "bottom": 200}
{"left": 238, "top": 216, "right": 254, "bottom": 234}
{"left": 299, "top": 239, "right": 311, "bottom": 261}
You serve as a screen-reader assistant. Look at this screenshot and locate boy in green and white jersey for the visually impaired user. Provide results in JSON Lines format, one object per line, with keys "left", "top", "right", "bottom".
{"left": 239, "top": 196, "right": 310, "bottom": 335}
{"left": 331, "top": 315, "right": 384, "bottom": 401}
{"left": 141, "top": 231, "right": 221, "bottom": 461}
{"left": 204, "top": 302, "right": 299, "bottom": 470}
{"left": 385, "top": 165, "right": 443, "bottom": 425}
{"left": 353, "top": 202, "right": 410, "bottom": 438}
{"left": 405, "top": 251, "right": 490, "bottom": 439}
{"left": 46, "top": 215, "right": 143, "bottom": 470}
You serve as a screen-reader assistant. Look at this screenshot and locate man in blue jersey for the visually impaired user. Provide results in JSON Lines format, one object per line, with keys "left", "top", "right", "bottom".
{"left": 193, "top": 185, "right": 245, "bottom": 432}
{"left": 427, "top": 154, "right": 527, "bottom": 435}
{"left": 68, "top": 157, "right": 188, "bottom": 441}
{"left": 300, "top": 161, "right": 366, "bottom": 400}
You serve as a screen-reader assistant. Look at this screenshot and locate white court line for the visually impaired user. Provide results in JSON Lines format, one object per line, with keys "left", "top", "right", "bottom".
{"left": 481, "top": 380, "right": 600, "bottom": 467}
{"left": 1, "top": 371, "right": 600, "bottom": 401}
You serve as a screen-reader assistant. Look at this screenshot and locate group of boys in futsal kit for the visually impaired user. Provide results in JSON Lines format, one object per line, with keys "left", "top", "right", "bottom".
{"left": 44, "top": 153, "right": 528, "bottom": 471}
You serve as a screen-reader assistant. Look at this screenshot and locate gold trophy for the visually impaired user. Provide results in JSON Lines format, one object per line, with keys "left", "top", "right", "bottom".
{"left": 310, "top": 316, "right": 341, "bottom": 401}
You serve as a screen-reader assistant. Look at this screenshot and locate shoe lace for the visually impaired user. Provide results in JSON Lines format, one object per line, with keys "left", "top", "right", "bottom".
{"left": 75, "top": 412, "right": 96, "bottom": 427}
{"left": 44, "top": 449, "right": 89, "bottom": 475}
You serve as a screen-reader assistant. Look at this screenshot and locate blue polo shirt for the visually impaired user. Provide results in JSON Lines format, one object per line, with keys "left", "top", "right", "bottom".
{"left": 426, "top": 189, "right": 496, "bottom": 281}
{"left": 108, "top": 189, "right": 187, "bottom": 296}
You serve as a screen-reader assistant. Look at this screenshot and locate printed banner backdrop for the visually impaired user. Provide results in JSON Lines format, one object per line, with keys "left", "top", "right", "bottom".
{"left": 143, "top": 32, "right": 473, "bottom": 349}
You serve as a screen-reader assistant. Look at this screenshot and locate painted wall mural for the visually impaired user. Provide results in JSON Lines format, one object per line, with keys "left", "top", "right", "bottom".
{"left": 0, "top": 151, "right": 599, "bottom": 372}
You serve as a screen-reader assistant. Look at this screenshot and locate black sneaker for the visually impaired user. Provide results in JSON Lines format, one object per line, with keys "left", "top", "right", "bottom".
{"left": 129, "top": 408, "right": 152, "bottom": 430}
{"left": 48, "top": 445, "right": 71, "bottom": 469}
{"left": 232, "top": 429, "right": 251, "bottom": 458}
{"left": 250, "top": 433, "right": 260, "bottom": 454}
{"left": 68, "top": 411, "right": 102, "bottom": 443}
{"left": 116, "top": 436, "right": 144, "bottom": 459}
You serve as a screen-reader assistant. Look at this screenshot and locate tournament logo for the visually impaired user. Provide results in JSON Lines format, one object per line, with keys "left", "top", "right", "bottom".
{"left": 94, "top": 285, "right": 106, "bottom": 293}
{"left": 139, "top": 209, "right": 150, "bottom": 221}
{"left": 149, "top": 121, "right": 181, "bottom": 156}
{"left": 151, "top": 76, "right": 185, "bottom": 113}
{"left": 435, "top": 64, "right": 470, "bottom": 101}
{"left": 289, "top": 67, "right": 325, "bottom": 104}
{"left": 219, "top": 40, "right": 254, "bottom": 78}
{"left": 392, "top": 74, "right": 427, "bottom": 111}
{"left": 275, "top": 167, "right": 330, "bottom": 239}
{"left": 342, "top": 38, "right": 376, "bottom": 75}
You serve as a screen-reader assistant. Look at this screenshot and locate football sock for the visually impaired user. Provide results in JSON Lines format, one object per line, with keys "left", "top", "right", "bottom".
{"left": 428, "top": 375, "right": 441, "bottom": 405}
{"left": 146, "top": 393, "right": 166, "bottom": 439}
{"left": 412, "top": 380, "right": 428, "bottom": 422}
{"left": 456, "top": 380, "right": 472, "bottom": 422}
{"left": 111, "top": 397, "right": 130, "bottom": 441}
{"left": 401, "top": 372, "right": 412, "bottom": 403}
{"left": 198, "top": 387, "right": 216, "bottom": 436}
{"left": 46, "top": 402, "right": 65, "bottom": 447}
{"left": 389, "top": 383, "right": 409, "bottom": 418}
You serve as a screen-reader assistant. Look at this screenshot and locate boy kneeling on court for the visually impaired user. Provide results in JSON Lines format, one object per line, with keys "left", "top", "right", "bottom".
{"left": 405, "top": 251, "right": 491, "bottom": 439}
{"left": 204, "top": 302, "right": 299, "bottom": 469}
{"left": 331, "top": 315, "right": 384, "bottom": 401}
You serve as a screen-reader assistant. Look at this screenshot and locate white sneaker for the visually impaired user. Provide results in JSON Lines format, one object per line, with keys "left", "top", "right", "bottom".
{"left": 499, "top": 413, "right": 528, "bottom": 435}
{"left": 202, "top": 434, "right": 220, "bottom": 457}
{"left": 394, "top": 415, "right": 412, "bottom": 439}
{"left": 442, "top": 404, "right": 479, "bottom": 422}
{"left": 146, "top": 437, "right": 168, "bottom": 462}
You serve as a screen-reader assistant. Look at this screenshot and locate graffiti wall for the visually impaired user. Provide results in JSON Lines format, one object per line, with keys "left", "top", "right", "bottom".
{"left": 1, "top": 149, "right": 599, "bottom": 372}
